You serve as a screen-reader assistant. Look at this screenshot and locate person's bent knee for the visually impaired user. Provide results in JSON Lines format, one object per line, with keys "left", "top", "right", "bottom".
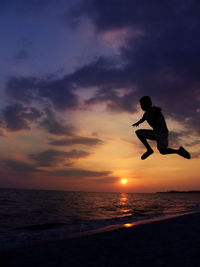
{"left": 135, "top": 129, "right": 142, "bottom": 137}
{"left": 159, "top": 148, "right": 167, "bottom": 155}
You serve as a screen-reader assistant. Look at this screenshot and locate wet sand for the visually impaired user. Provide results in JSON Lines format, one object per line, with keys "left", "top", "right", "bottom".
{"left": 1, "top": 212, "right": 200, "bottom": 266}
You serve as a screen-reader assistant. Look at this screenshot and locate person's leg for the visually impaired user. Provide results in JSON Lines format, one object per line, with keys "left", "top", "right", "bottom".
{"left": 159, "top": 146, "right": 191, "bottom": 159}
{"left": 159, "top": 147, "right": 179, "bottom": 154}
{"left": 157, "top": 134, "right": 191, "bottom": 159}
{"left": 135, "top": 130, "right": 156, "bottom": 159}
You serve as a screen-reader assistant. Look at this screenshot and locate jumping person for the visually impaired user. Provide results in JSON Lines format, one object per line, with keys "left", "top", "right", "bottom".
{"left": 132, "top": 96, "right": 191, "bottom": 160}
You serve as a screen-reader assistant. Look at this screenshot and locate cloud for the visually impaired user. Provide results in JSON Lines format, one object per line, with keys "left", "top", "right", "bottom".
{"left": 49, "top": 136, "right": 104, "bottom": 146}
{"left": 48, "top": 168, "right": 112, "bottom": 178}
{"left": 0, "top": 158, "right": 119, "bottom": 183}
{"left": 5, "top": 76, "right": 79, "bottom": 111}
{"left": 92, "top": 176, "right": 119, "bottom": 183}
{"left": 47, "top": 168, "right": 119, "bottom": 183}
{"left": 65, "top": 57, "right": 139, "bottom": 113}
{"left": 85, "top": 85, "right": 139, "bottom": 113}
{"left": 40, "top": 108, "right": 76, "bottom": 136}
{"left": 69, "top": 0, "right": 199, "bottom": 34}
{"left": 29, "top": 149, "right": 90, "bottom": 167}
{"left": 1, "top": 159, "right": 42, "bottom": 173}
{"left": 68, "top": 57, "right": 129, "bottom": 89}
{"left": 0, "top": 116, "right": 7, "bottom": 136}
{"left": 168, "top": 131, "right": 188, "bottom": 147}
{"left": 184, "top": 136, "right": 200, "bottom": 147}
{"left": 190, "top": 152, "right": 200, "bottom": 159}
{"left": 2, "top": 104, "right": 42, "bottom": 131}
{"left": 4, "top": 0, "right": 200, "bottom": 136}
{"left": 64, "top": 0, "right": 200, "bottom": 133}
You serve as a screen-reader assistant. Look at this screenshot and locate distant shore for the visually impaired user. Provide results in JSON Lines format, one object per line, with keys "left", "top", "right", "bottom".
{"left": 1, "top": 212, "right": 200, "bottom": 267}
{"left": 156, "top": 190, "right": 200, "bottom": 194}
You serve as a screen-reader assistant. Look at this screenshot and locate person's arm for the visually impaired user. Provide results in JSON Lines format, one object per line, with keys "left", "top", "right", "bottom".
{"left": 132, "top": 116, "right": 145, "bottom": 127}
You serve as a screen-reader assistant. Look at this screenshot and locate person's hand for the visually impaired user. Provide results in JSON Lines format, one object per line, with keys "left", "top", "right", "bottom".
{"left": 132, "top": 122, "right": 139, "bottom": 127}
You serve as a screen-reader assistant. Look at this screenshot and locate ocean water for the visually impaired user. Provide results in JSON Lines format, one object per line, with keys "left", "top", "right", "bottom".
{"left": 1, "top": 188, "right": 200, "bottom": 250}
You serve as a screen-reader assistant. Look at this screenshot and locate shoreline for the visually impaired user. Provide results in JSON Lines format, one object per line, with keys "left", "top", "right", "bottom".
{"left": 2, "top": 212, "right": 200, "bottom": 266}
{"left": 66, "top": 210, "right": 196, "bottom": 239}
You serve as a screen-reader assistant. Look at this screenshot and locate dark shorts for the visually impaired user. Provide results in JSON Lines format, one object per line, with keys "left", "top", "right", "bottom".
{"left": 136, "top": 129, "right": 168, "bottom": 151}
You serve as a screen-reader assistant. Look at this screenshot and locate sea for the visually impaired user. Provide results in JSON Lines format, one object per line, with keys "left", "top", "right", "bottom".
{"left": 1, "top": 188, "right": 200, "bottom": 250}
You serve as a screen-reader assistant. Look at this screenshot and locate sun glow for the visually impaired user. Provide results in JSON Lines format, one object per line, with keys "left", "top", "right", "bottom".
{"left": 121, "top": 179, "right": 127, "bottom": 185}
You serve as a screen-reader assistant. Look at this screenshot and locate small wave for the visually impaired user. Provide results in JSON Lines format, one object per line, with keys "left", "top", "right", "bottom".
{"left": 1, "top": 209, "right": 199, "bottom": 252}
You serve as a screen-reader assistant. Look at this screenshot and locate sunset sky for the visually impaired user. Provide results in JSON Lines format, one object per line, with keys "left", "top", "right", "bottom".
{"left": 0, "top": 0, "right": 199, "bottom": 193}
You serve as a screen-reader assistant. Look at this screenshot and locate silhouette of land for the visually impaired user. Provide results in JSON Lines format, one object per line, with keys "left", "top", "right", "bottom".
{"left": 1, "top": 213, "right": 200, "bottom": 266}
{"left": 156, "top": 190, "right": 200, "bottom": 194}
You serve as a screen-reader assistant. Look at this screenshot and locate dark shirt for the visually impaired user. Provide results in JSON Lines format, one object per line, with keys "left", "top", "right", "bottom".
{"left": 142, "top": 106, "right": 168, "bottom": 134}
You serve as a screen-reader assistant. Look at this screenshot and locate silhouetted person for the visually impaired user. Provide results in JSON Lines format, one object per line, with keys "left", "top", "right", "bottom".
{"left": 132, "top": 96, "right": 191, "bottom": 160}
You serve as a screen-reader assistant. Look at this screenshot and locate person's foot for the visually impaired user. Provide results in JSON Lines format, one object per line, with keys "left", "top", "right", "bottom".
{"left": 141, "top": 149, "right": 154, "bottom": 160}
{"left": 179, "top": 146, "right": 191, "bottom": 159}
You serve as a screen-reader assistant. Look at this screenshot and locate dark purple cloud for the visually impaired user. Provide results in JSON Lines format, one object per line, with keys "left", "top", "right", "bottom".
{"left": 168, "top": 131, "right": 185, "bottom": 147}
{"left": 68, "top": 57, "right": 130, "bottom": 88}
{"left": 6, "top": 76, "right": 79, "bottom": 111}
{"left": 0, "top": 157, "right": 118, "bottom": 181}
{"left": 2, "top": 104, "right": 42, "bottom": 131}
{"left": 40, "top": 108, "right": 76, "bottom": 136}
{"left": 4, "top": 0, "right": 200, "bottom": 137}
{"left": 1, "top": 159, "right": 42, "bottom": 174}
{"left": 29, "top": 149, "right": 90, "bottom": 167}
{"left": 0, "top": 158, "right": 117, "bottom": 183}
{"left": 65, "top": 0, "right": 200, "bottom": 135}
{"left": 167, "top": 131, "right": 200, "bottom": 156}
{"left": 0, "top": 116, "right": 6, "bottom": 136}
{"left": 49, "top": 136, "right": 104, "bottom": 146}
{"left": 48, "top": 168, "right": 112, "bottom": 178}
{"left": 70, "top": 0, "right": 200, "bottom": 34}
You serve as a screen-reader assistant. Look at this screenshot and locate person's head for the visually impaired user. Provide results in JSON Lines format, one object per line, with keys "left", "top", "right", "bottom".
{"left": 140, "top": 96, "right": 152, "bottom": 111}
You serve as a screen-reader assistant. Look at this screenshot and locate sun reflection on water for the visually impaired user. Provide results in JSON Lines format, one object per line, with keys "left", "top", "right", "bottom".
{"left": 119, "top": 193, "right": 132, "bottom": 216}
{"left": 124, "top": 223, "right": 135, "bottom": 228}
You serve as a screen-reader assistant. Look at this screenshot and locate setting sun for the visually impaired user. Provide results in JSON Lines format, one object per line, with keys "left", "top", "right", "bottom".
{"left": 121, "top": 179, "right": 127, "bottom": 185}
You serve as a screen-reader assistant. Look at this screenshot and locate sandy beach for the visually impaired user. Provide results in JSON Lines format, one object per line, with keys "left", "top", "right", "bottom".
{"left": 1, "top": 212, "right": 200, "bottom": 267}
